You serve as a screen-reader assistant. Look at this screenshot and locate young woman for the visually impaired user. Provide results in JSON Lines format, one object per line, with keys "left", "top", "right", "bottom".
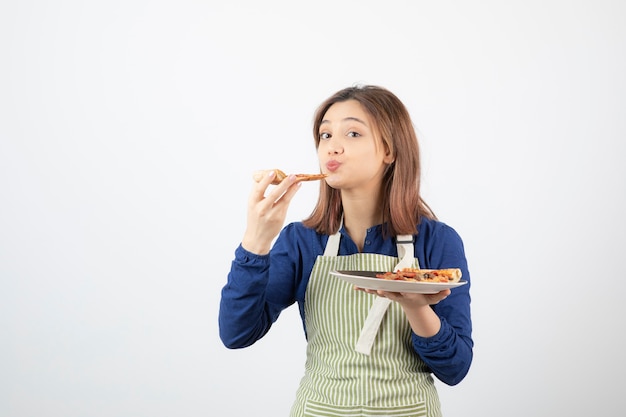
{"left": 219, "top": 85, "right": 473, "bottom": 417}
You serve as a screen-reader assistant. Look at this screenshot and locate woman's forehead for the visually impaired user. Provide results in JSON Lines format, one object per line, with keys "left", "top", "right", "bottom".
{"left": 322, "top": 100, "right": 371, "bottom": 126}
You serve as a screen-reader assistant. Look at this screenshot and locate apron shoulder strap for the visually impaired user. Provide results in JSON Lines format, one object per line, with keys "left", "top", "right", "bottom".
{"left": 323, "top": 217, "right": 343, "bottom": 256}
{"left": 395, "top": 234, "right": 414, "bottom": 270}
{"left": 355, "top": 234, "right": 415, "bottom": 355}
{"left": 323, "top": 231, "right": 341, "bottom": 256}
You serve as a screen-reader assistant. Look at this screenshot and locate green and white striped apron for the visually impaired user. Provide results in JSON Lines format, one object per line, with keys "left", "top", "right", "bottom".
{"left": 290, "top": 231, "right": 442, "bottom": 417}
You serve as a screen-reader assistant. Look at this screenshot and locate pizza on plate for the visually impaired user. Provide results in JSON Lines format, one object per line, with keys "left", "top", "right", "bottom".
{"left": 375, "top": 268, "right": 462, "bottom": 283}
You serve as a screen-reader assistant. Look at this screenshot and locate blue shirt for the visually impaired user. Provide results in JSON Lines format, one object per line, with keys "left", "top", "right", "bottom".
{"left": 219, "top": 218, "right": 473, "bottom": 386}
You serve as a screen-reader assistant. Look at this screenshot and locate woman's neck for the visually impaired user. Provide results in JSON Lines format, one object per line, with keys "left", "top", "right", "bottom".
{"left": 341, "top": 191, "right": 383, "bottom": 252}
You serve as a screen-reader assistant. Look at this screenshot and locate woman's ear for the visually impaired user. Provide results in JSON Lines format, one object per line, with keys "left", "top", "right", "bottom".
{"left": 381, "top": 139, "right": 394, "bottom": 164}
{"left": 383, "top": 151, "right": 395, "bottom": 164}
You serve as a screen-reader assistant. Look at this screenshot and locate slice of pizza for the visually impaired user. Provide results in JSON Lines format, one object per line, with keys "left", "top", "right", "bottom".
{"left": 376, "top": 268, "right": 462, "bottom": 283}
{"left": 253, "top": 169, "right": 327, "bottom": 185}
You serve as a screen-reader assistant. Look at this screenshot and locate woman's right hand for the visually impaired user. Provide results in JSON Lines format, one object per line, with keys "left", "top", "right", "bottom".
{"left": 241, "top": 170, "right": 302, "bottom": 255}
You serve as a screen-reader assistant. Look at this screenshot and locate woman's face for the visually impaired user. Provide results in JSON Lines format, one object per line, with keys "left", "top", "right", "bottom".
{"left": 317, "top": 99, "right": 393, "bottom": 191}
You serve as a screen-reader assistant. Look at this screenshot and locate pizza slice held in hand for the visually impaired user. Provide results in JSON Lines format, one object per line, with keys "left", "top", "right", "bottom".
{"left": 253, "top": 169, "right": 327, "bottom": 185}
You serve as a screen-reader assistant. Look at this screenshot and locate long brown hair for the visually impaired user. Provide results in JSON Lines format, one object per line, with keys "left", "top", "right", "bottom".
{"left": 302, "top": 85, "right": 436, "bottom": 237}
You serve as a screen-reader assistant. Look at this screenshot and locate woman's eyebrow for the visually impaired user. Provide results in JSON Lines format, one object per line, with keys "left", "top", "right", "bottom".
{"left": 320, "top": 117, "right": 368, "bottom": 126}
{"left": 343, "top": 116, "right": 367, "bottom": 125}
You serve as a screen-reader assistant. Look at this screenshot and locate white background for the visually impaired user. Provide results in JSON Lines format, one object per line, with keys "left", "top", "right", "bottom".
{"left": 1, "top": 1, "right": 625, "bottom": 416}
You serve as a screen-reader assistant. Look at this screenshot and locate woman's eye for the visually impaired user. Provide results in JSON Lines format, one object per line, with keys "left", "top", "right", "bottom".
{"left": 319, "top": 132, "right": 331, "bottom": 140}
{"left": 347, "top": 131, "right": 361, "bottom": 138}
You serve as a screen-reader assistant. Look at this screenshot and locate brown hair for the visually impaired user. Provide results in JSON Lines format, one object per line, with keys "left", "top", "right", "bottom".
{"left": 302, "top": 85, "right": 436, "bottom": 237}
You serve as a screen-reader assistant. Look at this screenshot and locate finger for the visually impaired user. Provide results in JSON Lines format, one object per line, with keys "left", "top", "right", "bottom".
{"left": 251, "top": 174, "right": 301, "bottom": 221}
{"left": 274, "top": 176, "right": 302, "bottom": 205}
{"left": 249, "top": 170, "right": 276, "bottom": 202}
{"left": 253, "top": 169, "right": 286, "bottom": 185}
{"left": 429, "top": 289, "right": 451, "bottom": 304}
{"left": 252, "top": 169, "right": 279, "bottom": 182}
{"left": 354, "top": 287, "right": 378, "bottom": 295}
{"left": 252, "top": 170, "right": 267, "bottom": 183}
{"left": 375, "top": 290, "right": 402, "bottom": 300}
{"left": 259, "top": 173, "right": 298, "bottom": 205}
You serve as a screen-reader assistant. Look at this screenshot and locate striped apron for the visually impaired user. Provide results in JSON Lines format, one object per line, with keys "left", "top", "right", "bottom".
{"left": 290, "top": 231, "right": 442, "bottom": 417}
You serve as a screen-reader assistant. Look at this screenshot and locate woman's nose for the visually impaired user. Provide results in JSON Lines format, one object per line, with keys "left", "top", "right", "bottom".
{"left": 327, "top": 140, "right": 343, "bottom": 155}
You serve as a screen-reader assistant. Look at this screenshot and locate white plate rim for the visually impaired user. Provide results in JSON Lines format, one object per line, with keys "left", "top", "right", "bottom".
{"left": 330, "top": 270, "right": 468, "bottom": 294}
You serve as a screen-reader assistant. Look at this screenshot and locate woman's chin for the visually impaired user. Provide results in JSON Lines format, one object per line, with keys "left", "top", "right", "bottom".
{"left": 324, "top": 175, "right": 340, "bottom": 189}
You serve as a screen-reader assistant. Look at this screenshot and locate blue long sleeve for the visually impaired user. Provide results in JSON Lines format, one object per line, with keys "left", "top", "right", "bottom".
{"left": 412, "top": 223, "right": 473, "bottom": 385}
{"left": 219, "top": 248, "right": 275, "bottom": 348}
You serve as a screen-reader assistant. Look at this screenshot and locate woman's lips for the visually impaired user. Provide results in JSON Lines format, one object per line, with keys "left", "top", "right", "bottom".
{"left": 326, "top": 160, "right": 341, "bottom": 172}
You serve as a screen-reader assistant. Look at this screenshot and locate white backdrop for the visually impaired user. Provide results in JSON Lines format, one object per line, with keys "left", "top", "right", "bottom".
{"left": 1, "top": 1, "right": 625, "bottom": 416}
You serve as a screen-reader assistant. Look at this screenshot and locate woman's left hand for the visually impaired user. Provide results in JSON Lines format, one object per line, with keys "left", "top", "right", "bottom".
{"left": 355, "top": 287, "right": 450, "bottom": 307}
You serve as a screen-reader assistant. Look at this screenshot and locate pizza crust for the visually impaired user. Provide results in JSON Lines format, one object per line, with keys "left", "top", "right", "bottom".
{"left": 253, "top": 169, "right": 327, "bottom": 185}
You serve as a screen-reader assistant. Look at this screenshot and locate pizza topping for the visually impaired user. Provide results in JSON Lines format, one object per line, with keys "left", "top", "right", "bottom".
{"left": 375, "top": 268, "right": 462, "bottom": 283}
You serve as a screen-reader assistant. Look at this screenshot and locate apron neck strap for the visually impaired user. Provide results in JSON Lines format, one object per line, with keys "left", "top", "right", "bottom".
{"left": 323, "top": 217, "right": 343, "bottom": 256}
{"left": 355, "top": 233, "right": 415, "bottom": 356}
{"left": 324, "top": 228, "right": 414, "bottom": 262}
{"left": 395, "top": 234, "right": 414, "bottom": 270}
{"left": 323, "top": 230, "right": 341, "bottom": 256}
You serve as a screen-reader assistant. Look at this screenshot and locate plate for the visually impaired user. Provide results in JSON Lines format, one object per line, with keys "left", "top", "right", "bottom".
{"left": 330, "top": 270, "right": 468, "bottom": 294}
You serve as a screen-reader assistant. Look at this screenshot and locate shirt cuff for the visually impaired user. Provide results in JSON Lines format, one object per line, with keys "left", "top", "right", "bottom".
{"left": 411, "top": 318, "right": 452, "bottom": 349}
{"left": 234, "top": 244, "right": 270, "bottom": 266}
